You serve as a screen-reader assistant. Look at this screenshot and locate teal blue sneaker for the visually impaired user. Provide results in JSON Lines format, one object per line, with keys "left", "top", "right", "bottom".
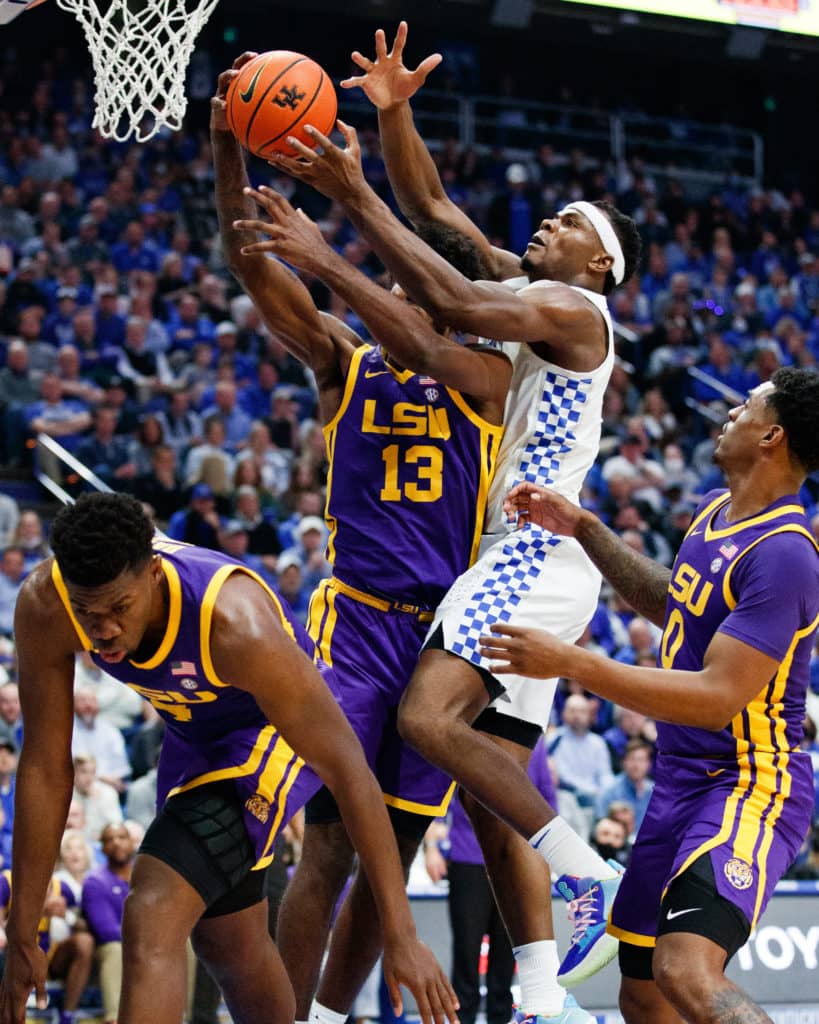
{"left": 555, "top": 869, "right": 622, "bottom": 987}
{"left": 510, "top": 994, "right": 595, "bottom": 1023}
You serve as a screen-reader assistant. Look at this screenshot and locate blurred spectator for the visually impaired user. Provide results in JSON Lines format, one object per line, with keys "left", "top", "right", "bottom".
{"left": 233, "top": 485, "right": 281, "bottom": 565}
{"left": 82, "top": 822, "right": 135, "bottom": 1024}
{"left": 279, "top": 515, "right": 331, "bottom": 593}
{"left": 0, "top": 495, "right": 20, "bottom": 551}
{"left": 166, "top": 482, "right": 221, "bottom": 549}
{"left": 0, "top": 684, "right": 22, "bottom": 750}
{"left": 275, "top": 553, "right": 311, "bottom": 624}
{"left": 55, "top": 828, "right": 95, "bottom": 910}
{"left": 200, "top": 380, "right": 252, "bottom": 453}
{"left": 589, "top": 815, "right": 630, "bottom": 869}
{"left": 155, "top": 388, "right": 203, "bottom": 457}
{"left": 0, "top": 548, "right": 25, "bottom": 637}
{"left": 0, "top": 733, "right": 15, "bottom": 868}
{"left": 183, "top": 414, "right": 235, "bottom": 490}
{"left": 125, "top": 758, "right": 157, "bottom": 832}
{"left": 603, "top": 706, "right": 657, "bottom": 771}
{"left": 71, "top": 688, "right": 131, "bottom": 792}
{"left": 75, "top": 404, "right": 138, "bottom": 486}
{"left": 595, "top": 739, "right": 655, "bottom": 829}
{"left": 72, "top": 755, "right": 122, "bottom": 843}
{"left": 73, "top": 651, "right": 143, "bottom": 733}
{"left": 24, "top": 372, "right": 91, "bottom": 450}
{"left": 236, "top": 420, "right": 292, "bottom": 499}
{"left": 133, "top": 444, "right": 185, "bottom": 524}
{"left": 547, "top": 693, "right": 614, "bottom": 809}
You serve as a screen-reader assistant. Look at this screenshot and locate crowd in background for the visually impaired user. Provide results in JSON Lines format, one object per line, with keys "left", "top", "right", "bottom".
{"left": 0, "top": 38, "right": 817, "bottom": 1021}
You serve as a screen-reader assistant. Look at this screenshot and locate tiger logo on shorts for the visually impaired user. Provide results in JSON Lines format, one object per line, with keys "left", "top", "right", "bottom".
{"left": 245, "top": 794, "right": 271, "bottom": 824}
{"left": 724, "top": 858, "right": 754, "bottom": 890}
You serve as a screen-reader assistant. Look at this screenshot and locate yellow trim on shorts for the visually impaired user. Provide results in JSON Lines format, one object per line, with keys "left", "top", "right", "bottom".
{"left": 51, "top": 560, "right": 93, "bottom": 651}
{"left": 383, "top": 780, "right": 457, "bottom": 818}
{"left": 165, "top": 725, "right": 277, "bottom": 798}
{"left": 607, "top": 923, "right": 655, "bottom": 948}
{"left": 307, "top": 578, "right": 339, "bottom": 667}
{"left": 199, "top": 564, "right": 296, "bottom": 687}
{"left": 320, "top": 576, "right": 435, "bottom": 623}
{"left": 256, "top": 742, "right": 305, "bottom": 867}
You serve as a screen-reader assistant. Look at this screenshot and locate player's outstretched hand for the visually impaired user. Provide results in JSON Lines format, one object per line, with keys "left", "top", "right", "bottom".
{"left": 342, "top": 21, "right": 442, "bottom": 110}
{"left": 210, "top": 52, "right": 259, "bottom": 133}
{"left": 0, "top": 942, "right": 48, "bottom": 1024}
{"left": 269, "top": 120, "right": 368, "bottom": 204}
{"left": 382, "top": 932, "right": 459, "bottom": 1024}
{"left": 504, "top": 482, "right": 584, "bottom": 534}
{"left": 479, "top": 624, "right": 572, "bottom": 678}
{"left": 234, "top": 185, "right": 327, "bottom": 272}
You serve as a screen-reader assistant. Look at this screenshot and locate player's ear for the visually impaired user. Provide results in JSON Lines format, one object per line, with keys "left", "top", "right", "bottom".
{"left": 759, "top": 422, "right": 786, "bottom": 452}
{"left": 589, "top": 250, "right": 614, "bottom": 277}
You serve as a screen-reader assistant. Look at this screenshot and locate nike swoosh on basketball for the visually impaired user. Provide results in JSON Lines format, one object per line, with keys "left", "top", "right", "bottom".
{"left": 364, "top": 370, "right": 390, "bottom": 379}
{"left": 666, "top": 907, "right": 702, "bottom": 920}
{"left": 706, "top": 768, "right": 725, "bottom": 777}
{"left": 239, "top": 66, "right": 265, "bottom": 104}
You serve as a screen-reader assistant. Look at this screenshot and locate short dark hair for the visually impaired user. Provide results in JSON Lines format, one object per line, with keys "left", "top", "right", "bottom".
{"left": 766, "top": 367, "right": 819, "bottom": 473}
{"left": 623, "top": 738, "right": 653, "bottom": 758}
{"left": 413, "top": 221, "right": 490, "bottom": 282}
{"left": 592, "top": 201, "right": 641, "bottom": 296}
{"left": 51, "top": 493, "right": 154, "bottom": 587}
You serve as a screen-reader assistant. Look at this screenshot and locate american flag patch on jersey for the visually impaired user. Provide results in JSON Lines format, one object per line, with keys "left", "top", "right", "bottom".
{"left": 418, "top": 376, "right": 438, "bottom": 385}
{"left": 719, "top": 540, "right": 739, "bottom": 561}
{"left": 171, "top": 660, "right": 196, "bottom": 676}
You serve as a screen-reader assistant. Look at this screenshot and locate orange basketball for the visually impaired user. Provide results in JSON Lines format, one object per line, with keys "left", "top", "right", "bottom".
{"left": 226, "top": 51, "right": 337, "bottom": 159}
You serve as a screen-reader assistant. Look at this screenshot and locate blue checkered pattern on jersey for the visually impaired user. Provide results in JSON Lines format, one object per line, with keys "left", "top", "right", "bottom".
{"left": 451, "top": 371, "right": 591, "bottom": 667}
{"left": 450, "top": 529, "right": 561, "bottom": 665}
{"left": 517, "top": 371, "right": 593, "bottom": 486}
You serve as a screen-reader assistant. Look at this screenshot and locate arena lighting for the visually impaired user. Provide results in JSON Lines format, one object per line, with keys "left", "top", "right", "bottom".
{"left": 491, "top": 0, "right": 534, "bottom": 29}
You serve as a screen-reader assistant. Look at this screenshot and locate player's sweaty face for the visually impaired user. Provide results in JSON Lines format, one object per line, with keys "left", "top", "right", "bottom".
{"left": 66, "top": 567, "right": 153, "bottom": 664}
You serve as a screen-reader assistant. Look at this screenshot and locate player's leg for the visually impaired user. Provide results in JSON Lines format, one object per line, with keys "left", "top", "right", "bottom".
{"left": 617, "top": 944, "right": 685, "bottom": 1024}
{"left": 314, "top": 819, "right": 423, "bottom": 1014}
{"left": 447, "top": 858, "right": 494, "bottom": 1024}
{"left": 48, "top": 932, "right": 95, "bottom": 1018}
{"left": 118, "top": 853, "right": 207, "bottom": 1024}
{"left": 276, "top": 813, "right": 357, "bottom": 1019}
{"left": 193, "top": 883, "right": 296, "bottom": 1024}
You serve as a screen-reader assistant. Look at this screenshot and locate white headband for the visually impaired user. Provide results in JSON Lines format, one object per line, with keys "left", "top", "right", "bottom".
{"left": 559, "top": 201, "right": 625, "bottom": 285}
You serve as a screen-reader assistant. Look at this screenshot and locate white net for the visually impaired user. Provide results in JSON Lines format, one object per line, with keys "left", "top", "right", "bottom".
{"left": 55, "top": 0, "right": 220, "bottom": 142}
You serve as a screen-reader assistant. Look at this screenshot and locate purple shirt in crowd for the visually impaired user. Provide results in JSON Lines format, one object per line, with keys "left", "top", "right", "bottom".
{"left": 81, "top": 864, "right": 129, "bottom": 944}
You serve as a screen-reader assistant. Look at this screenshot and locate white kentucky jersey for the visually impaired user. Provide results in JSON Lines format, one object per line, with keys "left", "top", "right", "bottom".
{"left": 483, "top": 278, "right": 614, "bottom": 534}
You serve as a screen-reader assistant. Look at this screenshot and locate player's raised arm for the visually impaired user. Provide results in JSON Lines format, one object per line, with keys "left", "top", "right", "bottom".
{"left": 210, "top": 575, "right": 459, "bottom": 1024}
{"left": 504, "top": 483, "right": 671, "bottom": 627}
{"left": 235, "top": 186, "right": 510, "bottom": 409}
{"left": 211, "top": 59, "right": 359, "bottom": 381}
{"left": 269, "top": 125, "right": 606, "bottom": 364}
{"left": 341, "top": 22, "right": 518, "bottom": 282}
{"left": 0, "top": 569, "right": 79, "bottom": 1024}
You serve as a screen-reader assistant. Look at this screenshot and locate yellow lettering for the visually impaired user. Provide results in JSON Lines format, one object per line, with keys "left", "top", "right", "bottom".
{"left": 669, "top": 562, "right": 712, "bottom": 616}
{"left": 660, "top": 608, "right": 685, "bottom": 669}
{"left": 405, "top": 446, "right": 443, "bottom": 502}
{"left": 686, "top": 579, "right": 713, "bottom": 617}
{"left": 126, "top": 683, "right": 217, "bottom": 723}
{"left": 361, "top": 399, "right": 391, "bottom": 435}
{"left": 427, "top": 406, "right": 451, "bottom": 440}
{"left": 392, "top": 403, "right": 428, "bottom": 436}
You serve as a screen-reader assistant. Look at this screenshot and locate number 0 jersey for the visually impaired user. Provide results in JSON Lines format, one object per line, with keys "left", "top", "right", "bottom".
{"left": 657, "top": 489, "right": 819, "bottom": 759}
{"left": 323, "top": 344, "right": 503, "bottom": 607}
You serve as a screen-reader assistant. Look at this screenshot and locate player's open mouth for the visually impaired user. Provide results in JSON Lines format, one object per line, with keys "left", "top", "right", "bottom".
{"left": 528, "top": 235, "right": 546, "bottom": 248}
{"left": 97, "top": 649, "right": 127, "bottom": 663}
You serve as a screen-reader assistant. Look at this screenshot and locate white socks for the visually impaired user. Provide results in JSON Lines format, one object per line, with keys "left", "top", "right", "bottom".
{"left": 529, "top": 815, "right": 618, "bottom": 880}
{"left": 513, "top": 940, "right": 565, "bottom": 1017}
{"left": 310, "top": 1002, "right": 348, "bottom": 1024}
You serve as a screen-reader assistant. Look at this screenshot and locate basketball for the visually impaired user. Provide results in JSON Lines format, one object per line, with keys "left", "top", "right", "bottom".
{"left": 226, "top": 51, "right": 337, "bottom": 159}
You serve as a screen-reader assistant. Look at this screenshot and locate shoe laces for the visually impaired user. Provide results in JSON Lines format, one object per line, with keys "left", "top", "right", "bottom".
{"left": 567, "top": 883, "right": 599, "bottom": 944}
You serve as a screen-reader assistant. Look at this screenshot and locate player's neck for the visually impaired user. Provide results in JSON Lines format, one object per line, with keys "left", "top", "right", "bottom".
{"left": 724, "top": 466, "right": 802, "bottom": 522}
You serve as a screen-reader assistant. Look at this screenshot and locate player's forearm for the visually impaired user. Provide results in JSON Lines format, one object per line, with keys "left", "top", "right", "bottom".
{"left": 6, "top": 757, "right": 72, "bottom": 945}
{"left": 331, "top": 767, "right": 416, "bottom": 941}
{"left": 313, "top": 247, "right": 441, "bottom": 375}
{"left": 378, "top": 102, "right": 446, "bottom": 223}
{"left": 343, "top": 187, "right": 482, "bottom": 325}
{"left": 575, "top": 512, "right": 670, "bottom": 627}
{"left": 211, "top": 126, "right": 258, "bottom": 273}
{"left": 560, "top": 648, "right": 734, "bottom": 731}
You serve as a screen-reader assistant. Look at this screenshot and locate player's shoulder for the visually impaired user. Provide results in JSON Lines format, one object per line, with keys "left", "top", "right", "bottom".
{"left": 209, "top": 569, "right": 289, "bottom": 647}
{"left": 17, "top": 558, "right": 69, "bottom": 625}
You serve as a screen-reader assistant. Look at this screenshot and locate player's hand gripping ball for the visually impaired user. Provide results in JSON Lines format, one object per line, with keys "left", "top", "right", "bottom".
{"left": 226, "top": 50, "right": 337, "bottom": 159}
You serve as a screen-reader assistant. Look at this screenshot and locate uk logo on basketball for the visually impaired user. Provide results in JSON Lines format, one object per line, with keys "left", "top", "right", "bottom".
{"left": 272, "top": 85, "right": 306, "bottom": 110}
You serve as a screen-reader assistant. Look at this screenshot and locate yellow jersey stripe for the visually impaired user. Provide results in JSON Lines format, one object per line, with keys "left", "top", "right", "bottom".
{"left": 723, "top": 524, "right": 818, "bottom": 610}
{"left": 384, "top": 780, "right": 457, "bottom": 818}
{"left": 51, "top": 560, "right": 93, "bottom": 651}
{"left": 705, "top": 503, "right": 807, "bottom": 541}
{"left": 130, "top": 559, "right": 182, "bottom": 670}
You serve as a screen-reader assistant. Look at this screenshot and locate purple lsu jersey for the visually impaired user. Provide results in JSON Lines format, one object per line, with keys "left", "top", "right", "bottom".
{"left": 610, "top": 490, "right": 819, "bottom": 946}
{"left": 53, "top": 540, "right": 335, "bottom": 870}
{"left": 324, "top": 344, "right": 503, "bottom": 607}
{"left": 0, "top": 872, "right": 74, "bottom": 955}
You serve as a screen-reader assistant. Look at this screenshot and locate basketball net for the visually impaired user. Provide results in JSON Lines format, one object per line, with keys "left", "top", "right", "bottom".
{"left": 55, "top": 0, "right": 220, "bottom": 142}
